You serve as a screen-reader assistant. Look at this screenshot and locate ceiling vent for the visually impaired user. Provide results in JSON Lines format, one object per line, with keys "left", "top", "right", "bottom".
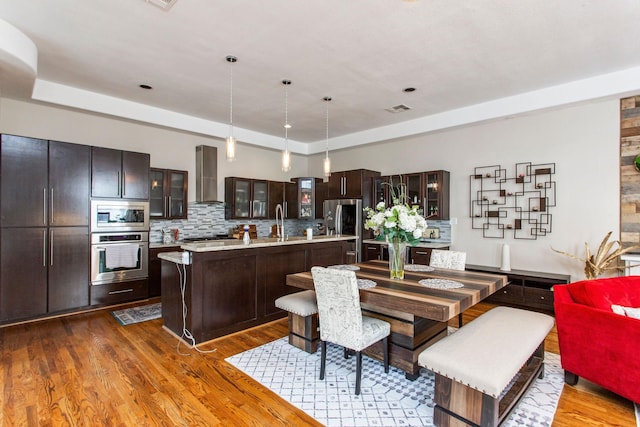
{"left": 146, "top": 0, "right": 177, "bottom": 11}
{"left": 385, "top": 104, "right": 412, "bottom": 113}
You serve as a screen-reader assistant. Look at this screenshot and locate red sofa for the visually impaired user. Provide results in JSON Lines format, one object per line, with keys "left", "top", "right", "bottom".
{"left": 554, "top": 276, "right": 640, "bottom": 403}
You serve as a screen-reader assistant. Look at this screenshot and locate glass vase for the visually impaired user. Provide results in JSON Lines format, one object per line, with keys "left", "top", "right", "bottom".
{"left": 388, "top": 239, "right": 407, "bottom": 280}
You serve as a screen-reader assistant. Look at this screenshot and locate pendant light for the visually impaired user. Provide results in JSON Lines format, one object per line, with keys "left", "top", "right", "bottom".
{"left": 225, "top": 55, "right": 237, "bottom": 162}
{"left": 281, "top": 79, "right": 292, "bottom": 172}
{"left": 323, "top": 96, "right": 332, "bottom": 177}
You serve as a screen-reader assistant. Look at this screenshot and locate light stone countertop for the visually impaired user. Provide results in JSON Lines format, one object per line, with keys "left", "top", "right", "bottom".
{"left": 157, "top": 251, "right": 189, "bottom": 264}
{"left": 362, "top": 239, "right": 451, "bottom": 249}
{"left": 178, "top": 234, "right": 358, "bottom": 253}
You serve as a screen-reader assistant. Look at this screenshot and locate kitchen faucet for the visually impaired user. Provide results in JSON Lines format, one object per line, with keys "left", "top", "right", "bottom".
{"left": 275, "top": 203, "right": 285, "bottom": 241}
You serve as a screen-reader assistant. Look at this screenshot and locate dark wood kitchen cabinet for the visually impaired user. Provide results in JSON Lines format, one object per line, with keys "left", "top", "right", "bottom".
{"left": 48, "top": 227, "right": 90, "bottom": 312}
{"left": 363, "top": 242, "right": 382, "bottom": 261}
{"left": 1, "top": 136, "right": 91, "bottom": 227}
{"left": 149, "top": 168, "right": 188, "bottom": 219}
{"left": 328, "top": 169, "right": 380, "bottom": 199}
{"left": 0, "top": 228, "right": 48, "bottom": 320}
{"left": 386, "top": 173, "right": 423, "bottom": 206}
{"left": 424, "top": 170, "right": 450, "bottom": 220}
{"left": 267, "top": 181, "right": 284, "bottom": 220}
{"left": 0, "top": 134, "right": 90, "bottom": 322}
{"left": 149, "top": 245, "right": 181, "bottom": 297}
{"left": 91, "top": 147, "right": 150, "bottom": 200}
{"left": 224, "top": 177, "right": 268, "bottom": 219}
{"left": 0, "top": 135, "right": 48, "bottom": 227}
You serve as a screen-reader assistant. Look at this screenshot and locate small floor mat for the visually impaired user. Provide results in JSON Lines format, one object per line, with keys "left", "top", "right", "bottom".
{"left": 111, "top": 302, "right": 161, "bottom": 325}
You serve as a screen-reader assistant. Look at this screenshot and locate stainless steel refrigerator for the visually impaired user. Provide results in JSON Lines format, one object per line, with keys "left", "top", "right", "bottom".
{"left": 323, "top": 198, "right": 362, "bottom": 263}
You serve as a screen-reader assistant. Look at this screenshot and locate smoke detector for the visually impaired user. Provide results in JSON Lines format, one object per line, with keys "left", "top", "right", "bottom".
{"left": 146, "top": 0, "right": 177, "bottom": 11}
{"left": 385, "top": 104, "right": 412, "bottom": 113}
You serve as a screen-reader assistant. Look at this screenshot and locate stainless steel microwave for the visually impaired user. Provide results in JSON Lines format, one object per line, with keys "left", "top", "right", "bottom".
{"left": 91, "top": 200, "right": 150, "bottom": 232}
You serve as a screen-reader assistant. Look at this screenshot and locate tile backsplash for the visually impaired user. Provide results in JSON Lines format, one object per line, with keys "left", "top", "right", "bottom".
{"left": 150, "top": 203, "right": 319, "bottom": 243}
{"left": 150, "top": 202, "right": 452, "bottom": 244}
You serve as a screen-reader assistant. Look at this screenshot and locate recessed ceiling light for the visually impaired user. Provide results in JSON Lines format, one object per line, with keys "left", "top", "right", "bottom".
{"left": 403, "top": 87, "right": 416, "bottom": 93}
{"left": 139, "top": 84, "right": 153, "bottom": 90}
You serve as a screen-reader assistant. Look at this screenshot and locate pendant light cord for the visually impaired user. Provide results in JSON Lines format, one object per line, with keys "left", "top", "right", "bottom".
{"left": 229, "top": 61, "right": 233, "bottom": 136}
{"left": 324, "top": 96, "right": 331, "bottom": 159}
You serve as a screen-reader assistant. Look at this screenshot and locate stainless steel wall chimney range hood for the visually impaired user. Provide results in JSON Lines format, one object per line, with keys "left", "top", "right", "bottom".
{"left": 195, "top": 145, "right": 221, "bottom": 203}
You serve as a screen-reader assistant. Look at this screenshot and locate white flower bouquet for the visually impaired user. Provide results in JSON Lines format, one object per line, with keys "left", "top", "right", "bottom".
{"left": 364, "top": 201, "right": 428, "bottom": 245}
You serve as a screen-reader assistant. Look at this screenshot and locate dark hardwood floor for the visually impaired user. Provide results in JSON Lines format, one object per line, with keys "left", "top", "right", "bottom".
{"left": 0, "top": 300, "right": 635, "bottom": 426}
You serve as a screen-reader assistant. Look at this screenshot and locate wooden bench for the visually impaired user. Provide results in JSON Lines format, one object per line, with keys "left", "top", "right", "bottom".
{"left": 418, "top": 306, "right": 554, "bottom": 427}
{"left": 275, "top": 290, "right": 319, "bottom": 353}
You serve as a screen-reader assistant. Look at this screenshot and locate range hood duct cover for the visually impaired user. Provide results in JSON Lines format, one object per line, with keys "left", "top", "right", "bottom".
{"left": 196, "top": 145, "right": 221, "bottom": 203}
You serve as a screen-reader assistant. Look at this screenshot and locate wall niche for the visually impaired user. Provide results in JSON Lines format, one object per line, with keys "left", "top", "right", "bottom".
{"left": 470, "top": 162, "right": 556, "bottom": 239}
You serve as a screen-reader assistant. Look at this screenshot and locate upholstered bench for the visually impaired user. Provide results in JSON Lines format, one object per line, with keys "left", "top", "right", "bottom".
{"left": 275, "top": 290, "right": 319, "bottom": 353}
{"left": 418, "top": 306, "right": 554, "bottom": 427}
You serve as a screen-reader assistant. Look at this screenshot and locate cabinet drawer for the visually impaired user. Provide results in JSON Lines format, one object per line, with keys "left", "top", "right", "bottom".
{"left": 363, "top": 244, "right": 381, "bottom": 261}
{"left": 523, "top": 287, "right": 554, "bottom": 312}
{"left": 486, "top": 283, "right": 522, "bottom": 305}
{"left": 91, "top": 279, "right": 149, "bottom": 306}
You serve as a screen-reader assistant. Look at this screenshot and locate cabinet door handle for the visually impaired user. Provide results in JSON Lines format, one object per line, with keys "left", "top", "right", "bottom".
{"left": 109, "top": 288, "right": 133, "bottom": 295}
{"left": 117, "top": 171, "right": 121, "bottom": 196}
{"left": 43, "top": 229, "right": 47, "bottom": 267}
{"left": 50, "top": 230, "right": 54, "bottom": 266}
{"left": 50, "top": 188, "right": 54, "bottom": 225}
{"left": 168, "top": 196, "right": 172, "bottom": 216}
{"left": 415, "top": 251, "right": 429, "bottom": 255}
{"left": 43, "top": 188, "right": 47, "bottom": 225}
{"left": 122, "top": 171, "right": 126, "bottom": 196}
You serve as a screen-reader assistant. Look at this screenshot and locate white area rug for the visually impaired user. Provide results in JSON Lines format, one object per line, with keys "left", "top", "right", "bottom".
{"left": 227, "top": 337, "right": 563, "bottom": 427}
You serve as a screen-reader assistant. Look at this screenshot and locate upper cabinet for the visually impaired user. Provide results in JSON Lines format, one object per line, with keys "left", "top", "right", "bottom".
{"left": 294, "top": 177, "right": 321, "bottom": 219}
{"left": 225, "top": 177, "right": 268, "bottom": 219}
{"left": 424, "top": 170, "right": 450, "bottom": 220}
{"left": 91, "top": 147, "right": 150, "bottom": 200}
{"left": 386, "top": 173, "right": 423, "bottom": 206}
{"left": 1, "top": 135, "right": 90, "bottom": 227}
{"left": 267, "top": 180, "right": 299, "bottom": 219}
{"left": 328, "top": 169, "right": 381, "bottom": 199}
{"left": 150, "top": 168, "right": 188, "bottom": 219}
{"left": 378, "top": 170, "right": 450, "bottom": 220}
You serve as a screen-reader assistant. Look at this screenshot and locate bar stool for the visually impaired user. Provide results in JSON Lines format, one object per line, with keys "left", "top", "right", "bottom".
{"left": 275, "top": 290, "right": 319, "bottom": 353}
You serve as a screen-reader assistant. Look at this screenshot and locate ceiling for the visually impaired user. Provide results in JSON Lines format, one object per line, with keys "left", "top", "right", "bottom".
{"left": 1, "top": 0, "right": 640, "bottom": 155}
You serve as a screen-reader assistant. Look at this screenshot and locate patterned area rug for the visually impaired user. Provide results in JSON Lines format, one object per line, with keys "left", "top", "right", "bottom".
{"left": 227, "top": 337, "right": 563, "bottom": 427}
{"left": 111, "top": 302, "right": 162, "bottom": 325}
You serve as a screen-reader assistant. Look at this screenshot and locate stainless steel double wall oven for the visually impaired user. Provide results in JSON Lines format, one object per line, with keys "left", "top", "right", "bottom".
{"left": 90, "top": 200, "right": 149, "bottom": 286}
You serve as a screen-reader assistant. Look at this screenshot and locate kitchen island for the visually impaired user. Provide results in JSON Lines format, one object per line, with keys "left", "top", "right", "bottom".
{"left": 159, "top": 235, "right": 356, "bottom": 344}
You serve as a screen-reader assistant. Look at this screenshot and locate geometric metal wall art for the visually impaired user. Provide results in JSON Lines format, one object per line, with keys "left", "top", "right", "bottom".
{"left": 470, "top": 162, "right": 556, "bottom": 239}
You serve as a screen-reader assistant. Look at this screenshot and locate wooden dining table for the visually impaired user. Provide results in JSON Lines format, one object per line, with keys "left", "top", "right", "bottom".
{"left": 286, "top": 260, "right": 508, "bottom": 379}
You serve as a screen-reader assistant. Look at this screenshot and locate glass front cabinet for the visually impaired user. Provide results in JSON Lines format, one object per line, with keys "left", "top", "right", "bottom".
{"left": 297, "top": 177, "right": 316, "bottom": 219}
{"left": 149, "top": 168, "right": 188, "bottom": 219}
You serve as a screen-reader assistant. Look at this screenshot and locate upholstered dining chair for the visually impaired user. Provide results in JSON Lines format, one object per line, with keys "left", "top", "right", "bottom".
{"left": 310, "top": 266, "right": 390, "bottom": 395}
{"left": 429, "top": 249, "right": 467, "bottom": 326}
{"left": 429, "top": 249, "right": 467, "bottom": 271}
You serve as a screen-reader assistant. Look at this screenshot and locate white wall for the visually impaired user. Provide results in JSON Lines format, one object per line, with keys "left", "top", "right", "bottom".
{"left": 1, "top": 97, "right": 620, "bottom": 279}
{"left": 0, "top": 98, "right": 309, "bottom": 202}
{"left": 310, "top": 100, "right": 620, "bottom": 280}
